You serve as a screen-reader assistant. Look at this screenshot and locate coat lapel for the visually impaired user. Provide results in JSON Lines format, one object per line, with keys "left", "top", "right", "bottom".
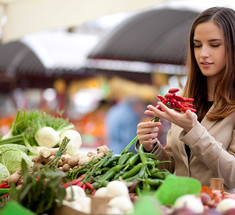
{"left": 200, "top": 104, "right": 218, "bottom": 130}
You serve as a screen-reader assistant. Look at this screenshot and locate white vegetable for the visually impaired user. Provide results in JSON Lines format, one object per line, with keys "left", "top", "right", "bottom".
{"left": 76, "top": 196, "right": 91, "bottom": 214}
{"left": 173, "top": 194, "right": 204, "bottom": 213}
{"left": 94, "top": 187, "right": 107, "bottom": 197}
{"left": 35, "top": 127, "right": 60, "bottom": 148}
{"left": 59, "top": 129, "right": 82, "bottom": 155}
{"left": 65, "top": 186, "right": 86, "bottom": 201}
{"left": 63, "top": 200, "right": 81, "bottom": 211}
{"left": 106, "top": 181, "right": 129, "bottom": 198}
{"left": 217, "top": 198, "right": 235, "bottom": 213}
{"left": 106, "top": 206, "right": 124, "bottom": 215}
{"left": 108, "top": 196, "right": 134, "bottom": 214}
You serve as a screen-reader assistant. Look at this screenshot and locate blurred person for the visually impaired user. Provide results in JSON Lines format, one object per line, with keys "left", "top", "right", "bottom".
{"left": 106, "top": 97, "right": 146, "bottom": 154}
{"left": 136, "top": 7, "right": 235, "bottom": 192}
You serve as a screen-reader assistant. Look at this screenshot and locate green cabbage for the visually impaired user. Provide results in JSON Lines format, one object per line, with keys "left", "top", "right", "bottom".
{"left": 0, "top": 163, "right": 10, "bottom": 181}
{"left": 0, "top": 144, "right": 33, "bottom": 174}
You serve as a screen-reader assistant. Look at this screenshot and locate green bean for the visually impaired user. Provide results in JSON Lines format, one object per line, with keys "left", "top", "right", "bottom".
{"left": 123, "top": 153, "right": 140, "bottom": 171}
{"left": 98, "top": 165, "right": 121, "bottom": 182}
{"left": 138, "top": 144, "right": 148, "bottom": 164}
{"left": 122, "top": 163, "right": 143, "bottom": 179}
{"left": 103, "top": 156, "right": 120, "bottom": 167}
{"left": 118, "top": 152, "right": 135, "bottom": 166}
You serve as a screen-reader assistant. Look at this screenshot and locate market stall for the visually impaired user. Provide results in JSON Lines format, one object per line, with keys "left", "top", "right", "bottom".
{"left": 0, "top": 88, "right": 235, "bottom": 215}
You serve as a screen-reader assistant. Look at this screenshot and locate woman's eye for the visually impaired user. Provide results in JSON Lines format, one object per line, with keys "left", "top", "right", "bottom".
{"left": 193, "top": 44, "right": 201, "bottom": 48}
{"left": 211, "top": 44, "right": 220, "bottom": 47}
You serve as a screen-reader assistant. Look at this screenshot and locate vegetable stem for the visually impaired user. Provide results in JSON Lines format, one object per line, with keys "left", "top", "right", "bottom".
{"left": 121, "top": 135, "right": 139, "bottom": 155}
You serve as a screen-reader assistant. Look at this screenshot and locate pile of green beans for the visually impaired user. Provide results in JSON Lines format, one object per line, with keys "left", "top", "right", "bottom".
{"left": 65, "top": 145, "right": 171, "bottom": 196}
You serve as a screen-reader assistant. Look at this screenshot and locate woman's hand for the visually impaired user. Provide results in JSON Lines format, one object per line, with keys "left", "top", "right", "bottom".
{"left": 137, "top": 121, "right": 161, "bottom": 151}
{"left": 145, "top": 102, "right": 198, "bottom": 132}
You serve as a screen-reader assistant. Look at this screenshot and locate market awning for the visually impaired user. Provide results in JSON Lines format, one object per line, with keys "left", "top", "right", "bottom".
{"left": 88, "top": 7, "right": 198, "bottom": 66}
{"left": 86, "top": 0, "right": 235, "bottom": 74}
{"left": 0, "top": 30, "right": 100, "bottom": 90}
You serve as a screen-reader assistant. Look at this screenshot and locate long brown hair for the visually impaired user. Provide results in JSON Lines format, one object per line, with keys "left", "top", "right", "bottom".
{"left": 183, "top": 7, "right": 235, "bottom": 121}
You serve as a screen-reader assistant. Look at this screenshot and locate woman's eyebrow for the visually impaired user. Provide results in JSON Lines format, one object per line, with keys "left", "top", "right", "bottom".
{"left": 193, "top": 39, "right": 223, "bottom": 42}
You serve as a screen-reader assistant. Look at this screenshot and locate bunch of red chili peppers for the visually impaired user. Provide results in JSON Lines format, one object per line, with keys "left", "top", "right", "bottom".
{"left": 62, "top": 174, "right": 96, "bottom": 195}
{"left": 156, "top": 88, "right": 196, "bottom": 113}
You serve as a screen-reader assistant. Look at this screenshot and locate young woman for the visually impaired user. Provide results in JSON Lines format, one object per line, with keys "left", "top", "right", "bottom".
{"left": 136, "top": 7, "right": 235, "bottom": 192}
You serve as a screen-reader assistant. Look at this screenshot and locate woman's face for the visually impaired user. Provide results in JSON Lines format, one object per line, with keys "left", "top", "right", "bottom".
{"left": 193, "top": 21, "right": 226, "bottom": 81}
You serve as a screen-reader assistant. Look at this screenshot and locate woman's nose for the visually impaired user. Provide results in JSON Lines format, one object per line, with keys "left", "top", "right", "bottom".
{"left": 200, "top": 46, "right": 210, "bottom": 59}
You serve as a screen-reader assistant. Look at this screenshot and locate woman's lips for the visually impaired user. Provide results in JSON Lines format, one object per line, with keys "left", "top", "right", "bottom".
{"left": 201, "top": 62, "right": 213, "bottom": 68}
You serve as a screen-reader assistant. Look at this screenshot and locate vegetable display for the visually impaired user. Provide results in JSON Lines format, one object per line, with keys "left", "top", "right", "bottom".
{"left": 0, "top": 110, "right": 83, "bottom": 156}
{"left": 2, "top": 88, "right": 235, "bottom": 215}
{"left": 64, "top": 145, "right": 171, "bottom": 196}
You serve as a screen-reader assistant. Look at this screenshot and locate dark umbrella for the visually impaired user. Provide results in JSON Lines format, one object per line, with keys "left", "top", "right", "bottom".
{"left": 88, "top": 8, "right": 199, "bottom": 65}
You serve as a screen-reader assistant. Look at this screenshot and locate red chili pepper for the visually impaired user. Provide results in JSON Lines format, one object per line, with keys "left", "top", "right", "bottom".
{"left": 85, "top": 182, "right": 93, "bottom": 190}
{"left": 188, "top": 108, "right": 197, "bottom": 112}
{"left": 174, "top": 95, "right": 186, "bottom": 102}
{"left": 169, "top": 98, "right": 177, "bottom": 103}
{"left": 76, "top": 181, "right": 83, "bottom": 187}
{"left": 0, "top": 183, "right": 7, "bottom": 189}
{"left": 81, "top": 184, "right": 86, "bottom": 191}
{"left": 164, "top": 93, "right": 174, "bottom": 99}
{"left": 155, "top": 105, "right": 162, "bottom": 111}
{"left": 174, "top": 101, "right": 184, "bottom": 109}
{"left": 63, "top": 182, "right": 70, "bottom": 188}
{"left": 79, "top": 174, "right": 85, "bottom": 179}
{"left": 2, "top": 184, "right": 10, "bottom": 189}
{"left": 1, "top": 193, "right": 9, "bottom": 198}
{"left": 168, "top": 88, "right": 179, "bottom": 93}
{"left": 169, "top": 103, "right": 176, "bottom": 109}
{"left": 157, "top": 95, "right": 165, "bottom": 101}
{"left": 162, "top": 99, "right": 168, "bottom": 105}
{"left": 91, "top": 190, "right": 96, "bottom": 195}
{"left": 18, "top": 180, "right": 23, "bottom": 184}
{"left": 185, "top": 98, "right": 194, "bottom": 102}
{"left": 71, "top": 178, "right": 81, "bottom": 185}
{"left": 181, "top": 103, "right": 193, "bottom": 107}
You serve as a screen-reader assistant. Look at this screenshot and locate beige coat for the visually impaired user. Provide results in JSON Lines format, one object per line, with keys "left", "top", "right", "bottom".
{"left": 146, "top": 105, "right": 235, "bottom": 193}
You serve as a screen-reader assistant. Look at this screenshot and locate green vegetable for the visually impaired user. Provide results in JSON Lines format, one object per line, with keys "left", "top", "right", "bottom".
{"left": 122, "top": 163, "right": 143, "bottom": 179}
{"left": 0, "top": 163, "right": 10, "bottom": 181}
{"left": 118, "top": 152, "right": 135, "bottom": 166}
{"left": 0, "top": 110, "right": 74, "bottom": 154}
{"left": 10, "top": 159, "right": 66, "bottom": 214}
{"left": 0, "top": 144, "right": 33, "bottom": 174}
{"left": 98, "top": 165, "right": 121, "bottom": 182}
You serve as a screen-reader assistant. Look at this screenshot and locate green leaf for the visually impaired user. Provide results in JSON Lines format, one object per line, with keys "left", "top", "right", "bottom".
{"left": 9, "top": 183, "right": 19, "bottom": 202}
{"left": 155, "top": 175, "right": 201, "bottom": 205}
{"left": 134, "top": 196, "right": 163, "bottom": 215}
{"left": 21, "top": 159, "right": 29, "bottom": 183}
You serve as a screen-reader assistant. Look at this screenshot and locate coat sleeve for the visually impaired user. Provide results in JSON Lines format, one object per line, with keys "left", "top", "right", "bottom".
{"left": 179, "top": 121, "right": 235, "bottom": 189}
{"left": 135, "top": 129, "right": 175, "bottom": 173}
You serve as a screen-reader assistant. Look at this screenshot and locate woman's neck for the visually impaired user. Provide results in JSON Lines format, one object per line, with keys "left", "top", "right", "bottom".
{"left": 207, "top": 76, "right": 219, "bottom": 101}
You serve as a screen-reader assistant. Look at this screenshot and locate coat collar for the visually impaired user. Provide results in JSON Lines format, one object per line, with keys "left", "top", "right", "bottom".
{"left": 179, "top": 104, "right": 217, "bottom": 167}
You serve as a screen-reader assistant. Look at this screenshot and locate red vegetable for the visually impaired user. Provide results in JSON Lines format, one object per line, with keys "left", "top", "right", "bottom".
{"left": 85, "top": 182, "right": 93, "bottom": 190}
{"left": 168, "top": 88, "right": 179, "bottom": 93}
{"left": 0, "top": 183, "right": 7, "bottom": 189}
{"left": 186, "top": 98, "right": 194, "bottom": 102}
{"left": 71, "top": 178, "right": 81, "bottom": 185}
{"left": 157, "top": 95, "right": 165, "bottom": 101}
{"left": 174, "top": 95, "right": 186, "bottom": 102}
{"left": 164, "top": 93, "right": 174, "bottom": 99}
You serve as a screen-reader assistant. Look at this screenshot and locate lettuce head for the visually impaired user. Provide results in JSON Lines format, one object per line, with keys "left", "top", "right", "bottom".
{"left": 0, "top": 144, "right": 33, "bottom": 174}
{"left": 0, "top": 163, "right": 10, "bottom": 181}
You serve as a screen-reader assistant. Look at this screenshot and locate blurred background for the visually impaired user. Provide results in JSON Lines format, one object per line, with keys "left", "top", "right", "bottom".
{"left": 0, "top": 0, "right": 234, "bottom": 153}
